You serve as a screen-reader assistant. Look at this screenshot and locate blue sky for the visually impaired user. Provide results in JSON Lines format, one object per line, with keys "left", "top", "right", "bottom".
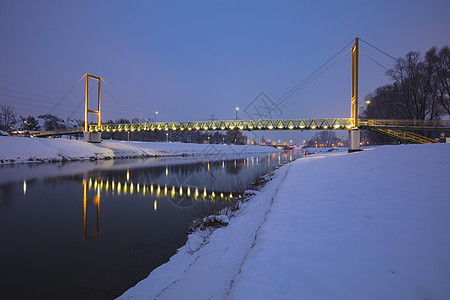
{"left": 1, "top": 0, "right": 449, "bottom": 142}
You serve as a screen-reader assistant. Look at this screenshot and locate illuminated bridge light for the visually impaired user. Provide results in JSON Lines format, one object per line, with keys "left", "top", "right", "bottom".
{"left": 164, "top": 185, "right": 167, "bottom": 196}
{"left": 195, "top": 188, "right": 199, "bottom": 197}
{"left": 23, "top": 180, "right": 27, "bottom": 195}
{"left": 151, "top": 184, "right": 154, "bottom": 194}
{"left": 154, "top": 200, "right": 157, "bottom": 211}
{"left": 124, "top": 182, "right": 128, "bottom": 195}
{"left": 105, "top": 180, "right": 109, "bottom": 191}
{"left": 221, "top": 193, "right": 224, "bottom": 198}
{"left": 89, "top": 178, "right": 92, "bottom": 189}
{"left": 94, "top": 180, "right": 98, "bottom": 190}
{"left": 179, "top": 186, "right": 183, "bottom": 196}
{"left": 130, "top": 183, "right": 134, "bottom": 194}
{"left": 137, "top": 183, "right": 140, "bottom": 193}
{"left": 187, "top": 186, "right": 191, "bottom": 197}
{"left": 171, "top": 186, "right": 175, "bottom": 198}
{"left": 212, "top": 191, "right": 215, "bottom": 198}
{"left": 126, "top": 170, "right": 130, "bottom": 181}
{"left": 117, "top": 182, "right": 121, "bottom": 194}
{"left": 203, "top": 188, "right": 207, "bottom": 198}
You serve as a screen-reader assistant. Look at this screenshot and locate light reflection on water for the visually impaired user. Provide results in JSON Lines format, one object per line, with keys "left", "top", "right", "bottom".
{"left": 0, "top": 150, "right": 304, "bottom": 299}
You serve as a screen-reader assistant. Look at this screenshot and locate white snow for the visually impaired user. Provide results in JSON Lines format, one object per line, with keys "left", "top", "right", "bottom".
{"left": 0, "top": 136, "right": 281, "bottom": 164}
{"left": 119, "top": 143, "right": 450, "bottom": 300}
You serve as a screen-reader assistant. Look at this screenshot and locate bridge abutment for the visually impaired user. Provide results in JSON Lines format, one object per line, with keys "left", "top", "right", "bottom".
{"left": 84, "top": 132, "right": 102, "bottom": 143}
{"left": 348, "top": 128, "right": 361, "bottom": 152}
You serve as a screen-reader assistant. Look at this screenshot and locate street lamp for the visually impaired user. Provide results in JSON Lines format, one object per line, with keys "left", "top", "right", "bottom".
{"left": 235, "top": 107, "right": 239, "bottom": 121}
{"left": 155, "top": 111, "right": 158, "bottom": 123}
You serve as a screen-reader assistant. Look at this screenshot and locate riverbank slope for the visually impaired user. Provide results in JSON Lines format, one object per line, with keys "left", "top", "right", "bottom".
{"left": 120, "top": 143, "right": 450, "bottom": 300}
{"left": 0, "top": 136, "right": 280, "bottom": 164}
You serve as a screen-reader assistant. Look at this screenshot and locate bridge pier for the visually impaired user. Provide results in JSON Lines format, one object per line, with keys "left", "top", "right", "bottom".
{"left": 348, "top": 128, "right": 361, "bottom": 152}
{"left": 84, "top": 132, "right": 102, "bottom": 143}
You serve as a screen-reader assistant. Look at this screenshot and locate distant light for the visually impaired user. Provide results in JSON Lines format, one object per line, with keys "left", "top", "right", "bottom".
{"left": 236, "top": 107, "right": 239, "bottom": 111}
{"left": 154, "top": 200, "right": 157, "bottom": 211}
{"left": 23, "top": 180, "right": 27, "bottom": 195}
{"left": 366, "top": 100, "right": 371, "bottom": 104}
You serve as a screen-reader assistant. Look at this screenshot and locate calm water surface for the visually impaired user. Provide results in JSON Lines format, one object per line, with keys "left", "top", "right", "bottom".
{"left": 0, "top": 150, "right": 303, "bottom": 299}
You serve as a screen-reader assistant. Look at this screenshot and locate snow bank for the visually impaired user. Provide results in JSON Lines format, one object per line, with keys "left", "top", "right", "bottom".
{"left": 119, "top": 143, "right": 450, "bottom": 300}
{"left": 0, "top": 136, "right": 280, "bottom": 164}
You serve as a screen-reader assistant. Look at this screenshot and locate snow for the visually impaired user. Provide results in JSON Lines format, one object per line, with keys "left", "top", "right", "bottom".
{"left": 119, "top": 143, "right": 450, "bottom": 300}
{"left": 0, "top": 136, "right": 281, "bottom": 164}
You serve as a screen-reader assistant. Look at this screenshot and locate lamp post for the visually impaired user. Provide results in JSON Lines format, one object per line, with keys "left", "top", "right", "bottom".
{"left": 235, "top": 107, "right": 239, "bottom": 121}
{"left": 360, "top": 99, "right": 371, "bottom": 119}
{"left": 155, "top": 111, "right": 158, "bottom": 123}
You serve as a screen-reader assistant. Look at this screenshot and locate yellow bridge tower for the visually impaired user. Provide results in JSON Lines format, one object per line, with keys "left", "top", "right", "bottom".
{"left": 84, "top": 73, "right": 102, "bottom": 143}
{"left": 348, "top": 38, "right": 361, "bottom": 152}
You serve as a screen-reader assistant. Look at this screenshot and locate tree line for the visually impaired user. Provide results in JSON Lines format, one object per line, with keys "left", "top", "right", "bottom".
{"left": 0, "top": 108, "right": 248, "bottom": 144}
{"left": 362, "top": 45, "right": 449, "bottom": 143}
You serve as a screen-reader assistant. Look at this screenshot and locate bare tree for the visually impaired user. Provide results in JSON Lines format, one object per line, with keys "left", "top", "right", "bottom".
{"left": 0, "top": 104, "right": 17, "bottom": 131}
{"left": 307, "top": 131, "right": 342, "bottom": 147}
{"left": 425, "top": 46, "right": 450, "bottom": 115}
{"left": 387, "top": 50, "right": 446, "bottom": 121}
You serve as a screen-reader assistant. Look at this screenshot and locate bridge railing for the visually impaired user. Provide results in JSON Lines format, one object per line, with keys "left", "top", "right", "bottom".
{"left": 27, "top": 118, "right": 450, "bottom": 137}
{"left": 26, "top": 127, "right": 84, "bottom": 137}
{"left": 360, "top": 119, "right": 450, "bottom": 130}
{"left": 88, "top": 118, "right": 355, "bottom": 132}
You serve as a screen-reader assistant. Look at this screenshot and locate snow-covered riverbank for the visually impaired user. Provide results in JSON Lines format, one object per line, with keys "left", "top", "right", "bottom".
{"left": 0, "top": 136, "right": 281, "bottom": 164}
{"left": 119, "top": 143, "right": 450, "bottom": 300}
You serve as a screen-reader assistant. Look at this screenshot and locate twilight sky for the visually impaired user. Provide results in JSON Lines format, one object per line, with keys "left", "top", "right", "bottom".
{"left": 1, "top": 0, "right": 449, "bottom": 142}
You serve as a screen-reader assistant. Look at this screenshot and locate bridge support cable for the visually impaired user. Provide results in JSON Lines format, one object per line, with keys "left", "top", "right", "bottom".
{"left": 258, "top": 39, "right": 355, "bottom": 121}
{"left": 101, "top": 79, "right": 148, "bottom": 123}
{"left": 47, "top": 74, "right": 86, "bottom": 115}
{"left": 67, "top": 81, "right": 99, "bottom": 123}
{"left": 359, "top": 39, "right": 397, "bottom": 61}
{"left": 358, "top": 50, "right": 390, "bottom": 72}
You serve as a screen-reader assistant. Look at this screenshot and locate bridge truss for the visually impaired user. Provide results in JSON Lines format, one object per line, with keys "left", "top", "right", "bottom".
{"left": 31, "top": 118, "right": 450, "bottom": 140}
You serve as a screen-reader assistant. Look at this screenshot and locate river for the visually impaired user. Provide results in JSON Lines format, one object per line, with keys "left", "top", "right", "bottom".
{"left": 0, "top": 150, "right": 304, "bottom": 299}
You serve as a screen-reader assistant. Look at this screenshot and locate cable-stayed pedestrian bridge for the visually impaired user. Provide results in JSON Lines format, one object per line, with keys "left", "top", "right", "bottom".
{"left": 27, "top": 38, "right": 450, "bottom": 149}
{"left": 33, "top": 118, "right": 450, "bottom": 144}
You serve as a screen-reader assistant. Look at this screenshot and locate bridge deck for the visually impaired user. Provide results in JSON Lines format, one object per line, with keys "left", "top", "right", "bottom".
{"left": 29, "top": 118, "right": 450, "bottom": 137}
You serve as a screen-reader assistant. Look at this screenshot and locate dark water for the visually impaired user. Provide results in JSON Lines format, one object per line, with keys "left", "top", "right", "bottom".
{"left": 0, "top": 150, "right": 303, "bottom": 299}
